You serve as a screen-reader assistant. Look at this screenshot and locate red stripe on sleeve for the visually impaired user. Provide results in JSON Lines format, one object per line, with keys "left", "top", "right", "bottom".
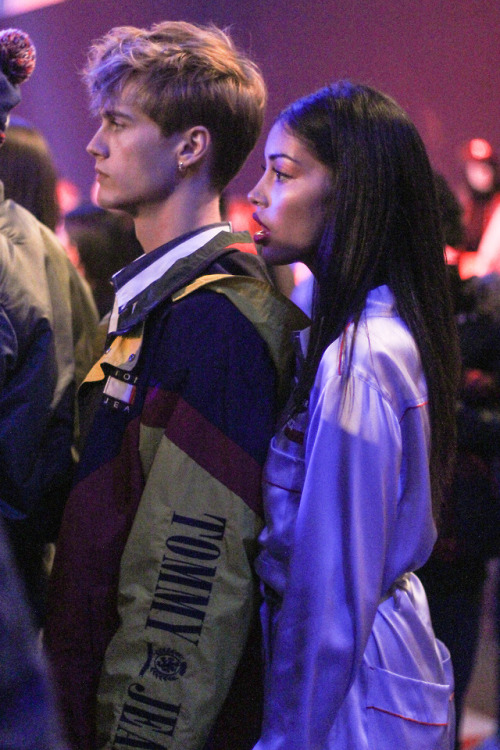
{"left": 143, "top": 387, "right": 263, "bottom": 515}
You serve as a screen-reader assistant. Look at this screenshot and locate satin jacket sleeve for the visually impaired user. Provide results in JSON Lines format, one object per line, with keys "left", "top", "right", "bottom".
{"left": 256, "top": 362, "right": 402, "bottom": 749}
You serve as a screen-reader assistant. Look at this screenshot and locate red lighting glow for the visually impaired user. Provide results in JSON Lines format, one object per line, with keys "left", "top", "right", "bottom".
{"left": 469, "top": 138, "right": 493, "bottom": 161}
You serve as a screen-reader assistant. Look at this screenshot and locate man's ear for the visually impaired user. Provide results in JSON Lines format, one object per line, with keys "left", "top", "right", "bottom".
{"left": 177, "top": 126, "right": 211, "bottom": 169}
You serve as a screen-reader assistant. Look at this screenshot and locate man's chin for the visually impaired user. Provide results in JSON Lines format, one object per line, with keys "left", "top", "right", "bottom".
{"left": 95, "top": 192, "right": 118, "bottom": 211}
{"left": 95, "top": 195, "right": 123, "bottom": 213}
{"left": 92, "top": 182, "right": 115, "bottom": 210}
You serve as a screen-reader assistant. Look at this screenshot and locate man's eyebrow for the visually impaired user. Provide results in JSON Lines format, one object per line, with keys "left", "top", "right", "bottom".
{"left": 102, "top": 107, "right": 133, "bottom": 120}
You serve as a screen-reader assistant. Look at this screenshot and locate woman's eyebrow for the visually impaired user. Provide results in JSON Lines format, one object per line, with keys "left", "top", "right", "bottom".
{"left": 267, "top": 152, "right": 300, "bottom": 164}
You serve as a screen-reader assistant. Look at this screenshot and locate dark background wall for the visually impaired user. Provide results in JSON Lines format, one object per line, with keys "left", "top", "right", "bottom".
{"left": 3, "top": 0, "right": 499, "bottom": 203}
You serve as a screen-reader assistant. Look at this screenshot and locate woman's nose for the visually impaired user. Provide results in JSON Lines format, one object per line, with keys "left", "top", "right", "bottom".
{"left": 248, "top": 179, "right": 266, "bottom": 207}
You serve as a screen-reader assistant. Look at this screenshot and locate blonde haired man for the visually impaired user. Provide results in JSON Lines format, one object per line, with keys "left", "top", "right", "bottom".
{"left": 45, "top": 21, "right": 306, "bottom": 750}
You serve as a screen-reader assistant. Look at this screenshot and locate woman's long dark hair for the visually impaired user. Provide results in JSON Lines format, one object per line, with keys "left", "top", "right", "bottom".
{"left": 280, "top": 81, "right": 460, "bottom": 519}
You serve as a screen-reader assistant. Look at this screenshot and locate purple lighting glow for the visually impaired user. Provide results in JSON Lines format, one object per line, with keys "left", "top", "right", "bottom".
{"left": 0, "top": 0, "right": 66, "bottom": 17}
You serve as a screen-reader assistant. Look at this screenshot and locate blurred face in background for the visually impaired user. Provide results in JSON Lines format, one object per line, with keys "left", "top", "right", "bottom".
{"left": 465, "top": 160, "right": 495, "bottom": 194}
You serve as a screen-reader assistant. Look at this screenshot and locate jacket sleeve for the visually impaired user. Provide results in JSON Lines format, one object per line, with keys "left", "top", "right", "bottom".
{"left": 0, "top": 308, "right": 58, "bottom": 518}
{"left": 96, "top": 292, "right": 277, "bottom": 749}
{"left": 255, "top": 369, "right": 402, "bottom": 750}
{"left": 0, "top": 519, "right": 67, "bottom": 749}
{"left": 0, "top": 224, "right": 63, "bottom": 518}
{"left": 0, "top": 305, "right": 17, "bottom": 390}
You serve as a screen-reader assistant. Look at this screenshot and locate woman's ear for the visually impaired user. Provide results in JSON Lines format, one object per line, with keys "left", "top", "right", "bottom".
{"left": 177, "top": 125, "right": 211, "bottom": 170}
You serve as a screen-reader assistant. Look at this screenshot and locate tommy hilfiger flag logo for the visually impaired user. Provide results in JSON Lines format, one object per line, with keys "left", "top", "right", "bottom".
{"left": 103, "top": 372, "right": 137, "bottom": 408}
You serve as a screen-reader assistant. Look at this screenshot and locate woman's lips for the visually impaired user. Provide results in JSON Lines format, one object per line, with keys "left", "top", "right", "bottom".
{"left": 253, "top": 227, "right": 270, "bottom": 245}
{"left": 252, "top": 214, "right": 270, "bottom": 245}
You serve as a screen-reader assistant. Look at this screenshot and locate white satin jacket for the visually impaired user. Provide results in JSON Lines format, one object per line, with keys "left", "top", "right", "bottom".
{"left": 254, "top": 285, "right": 455, "bottom": 750}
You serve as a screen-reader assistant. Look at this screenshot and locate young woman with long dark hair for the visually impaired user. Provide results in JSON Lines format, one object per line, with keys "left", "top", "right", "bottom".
{"left": 248, "top": 81, "right": 460, "bottom": 750}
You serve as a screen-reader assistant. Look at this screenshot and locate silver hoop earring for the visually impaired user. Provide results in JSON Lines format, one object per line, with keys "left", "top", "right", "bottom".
{"left": 178, "top": 161, "right": 186, "bottom": 175}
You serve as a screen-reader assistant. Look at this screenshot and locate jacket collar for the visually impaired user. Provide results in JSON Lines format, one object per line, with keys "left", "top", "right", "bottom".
{"left": 108, "top": 223, "right": 254, "bottom": 334}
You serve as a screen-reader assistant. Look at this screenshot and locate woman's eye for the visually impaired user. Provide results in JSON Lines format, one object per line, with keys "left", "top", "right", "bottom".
{"left": 273, "top": 168, "right": 290, "bottom": 182}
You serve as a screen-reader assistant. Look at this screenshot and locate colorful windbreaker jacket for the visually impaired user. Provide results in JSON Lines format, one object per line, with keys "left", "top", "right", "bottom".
{"left": 45, "top": 224, "right": 308, "bottom": 750}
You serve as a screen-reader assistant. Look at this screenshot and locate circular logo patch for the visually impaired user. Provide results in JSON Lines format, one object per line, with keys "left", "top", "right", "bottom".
{"left": 150, "top": 647, "right": 187, "bottom": 682}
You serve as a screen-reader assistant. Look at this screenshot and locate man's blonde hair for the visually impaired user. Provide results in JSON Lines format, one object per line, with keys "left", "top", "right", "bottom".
{"left": 83, "top": 21, "right": 267, "bottom": 191}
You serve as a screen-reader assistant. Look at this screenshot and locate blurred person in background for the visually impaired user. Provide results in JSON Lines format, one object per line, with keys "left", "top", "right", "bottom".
{"left": 441, "top": 147, "right": 500, "bottom": 750}
{"left": 0, "top": 26, "right": 73, "bottom": 749}
{"left": 417, "top": 172, "right": 500, "bottom": 748}
{"left": 64, "top": 202, "right": 142, "bottom": 320}
{"left": 0, "top": 116, "right": 59, "bottom": 230}
{"left": 0, "top": 27, "right": 98, "bottom": 628}
{"left": 458, "top": 138, "right": 500, "bottom": 279}
{"left": 0, "top": 517, "right": 66, "bottom": 749}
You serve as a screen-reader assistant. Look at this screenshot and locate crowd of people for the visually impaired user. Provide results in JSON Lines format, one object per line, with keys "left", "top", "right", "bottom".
{"left": 0, "top": 16, "right": 499, "bottom": 750}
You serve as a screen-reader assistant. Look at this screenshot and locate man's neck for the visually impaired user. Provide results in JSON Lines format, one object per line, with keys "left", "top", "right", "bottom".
{"left": 133, "top": 185, "right": 223, "bottom": 254}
